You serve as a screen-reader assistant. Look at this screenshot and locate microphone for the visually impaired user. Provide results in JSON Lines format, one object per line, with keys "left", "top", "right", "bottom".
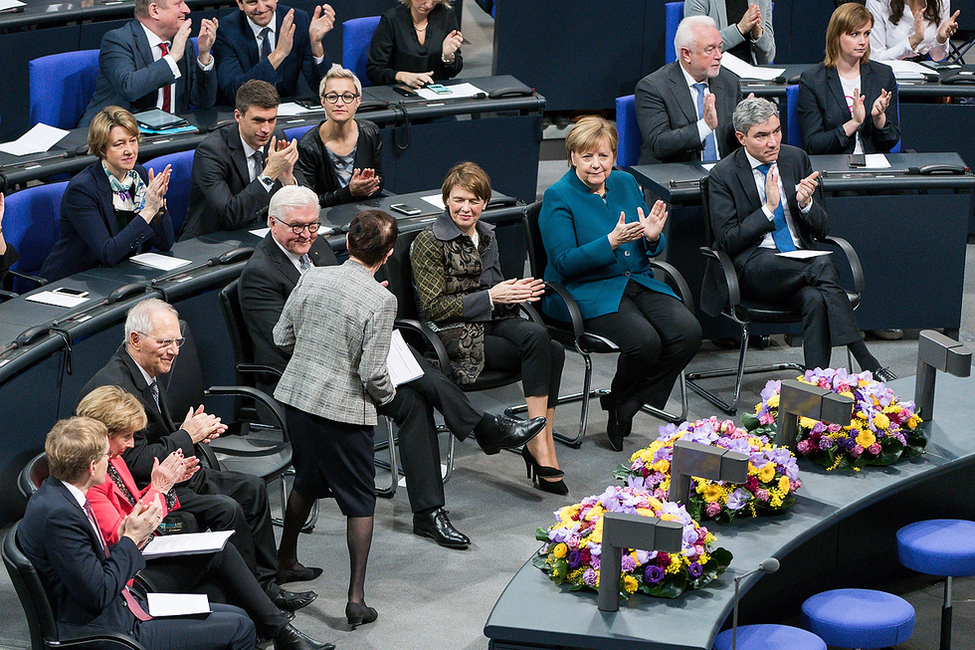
{"left": 732, "top": 558, "right": 780, "bottom": 650}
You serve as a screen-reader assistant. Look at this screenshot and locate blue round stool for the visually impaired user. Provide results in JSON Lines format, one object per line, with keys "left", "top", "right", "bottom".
{"left": 801, "top": 588, "right": 915, "bottom": 649}
{"left": 712, "top": 624, "right": 826, "bottom": 650}
{"left": 898, "top": 519, "right": 975, "bottom": 650}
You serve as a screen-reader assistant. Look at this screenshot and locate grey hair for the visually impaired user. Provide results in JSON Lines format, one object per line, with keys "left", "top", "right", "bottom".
{"left": 733, "top": 97, "right": 780, "bottom": 134}
{"left": 124, "top": 298, "right": 178, "bottom": 344}
{"left": 674, "top": 15, "right": 718, "bottom": 56}
{"left": 269, "top": 185, "right": 321, "bottom": 221}
{"left": 319, "top": 63, "right": 362, "bottom": 99}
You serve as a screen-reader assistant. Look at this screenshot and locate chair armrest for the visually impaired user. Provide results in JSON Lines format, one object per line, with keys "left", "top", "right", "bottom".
{"left": 541, "top": 280, "right": 586, "bottom": 342}
{"left": 649, "top": 260, "right": 693, "bottom": 305}
{"left": 58, "top": 633, "right": 147, "bottom": 649}
{"left": 699, "top": 246, "right": 742, "bottom": 307}
{"left": 0, "top": 289, "right": 17, "bottom": 302}
{"left": 8, "top": 269, "right": 47, "bottom": 288}
{"left": 393, "top": 318, "right": 451, "bottom": 373}
{"left": 205, "top": 385, "right": 290, "bottom": 441}
{"left": 820, "top": 235, "right": 865, "bottom": 295}
{"left": 196, "top": 442, "right": 220, "bottom": 470}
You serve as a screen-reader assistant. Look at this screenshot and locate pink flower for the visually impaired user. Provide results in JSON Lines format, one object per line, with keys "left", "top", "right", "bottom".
{"left": 851, "top": 445, "right": 863, "bottom": 457}
{"left": 566, "top": 535, "right": 580, "bottom": 551}
{"left": 706, "top": 502, "right": 722, "bottom": 517}
{"left": 797, "top": 439, "right": 812, "bottom": 454}
{"left": 756, "top": 489, "right": 770, "bottom": 502}
{"left": 868, "top": 443, "right": 882, "bottom": 455}
{"left": 760, "top": 413, "right": 775, "bottom": 425}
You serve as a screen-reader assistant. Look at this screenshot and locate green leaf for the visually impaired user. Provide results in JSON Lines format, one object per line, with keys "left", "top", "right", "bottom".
{"left": 740, "top": 411, "right": 760, "bottom": 430}
{"left": 711, "top": 547, "right": 734, "bottom": 568}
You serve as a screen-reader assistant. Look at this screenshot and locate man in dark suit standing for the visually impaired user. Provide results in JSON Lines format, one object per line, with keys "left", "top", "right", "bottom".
{"left": 80, "top": 0, "right": 218, "bottom": 127}
{"left": 80, "top": 297, "right": 318, "bottom": 609}
{"left": 238, "top": 186, "right": 546, "bottom": 555}
{"left": 704, "top": 97, "right": 895, "bottom": 380}
{"left": 182, "top": 79, "right": 304, "bottom": 240}
{"left": 635, "top": 15, "right": 742, "bottom": 164}
{"left": 18, "top": 417, "right": 256, "bottom": 650}
{"left": 213, "top": 0, "right": 336, "bottom": 105}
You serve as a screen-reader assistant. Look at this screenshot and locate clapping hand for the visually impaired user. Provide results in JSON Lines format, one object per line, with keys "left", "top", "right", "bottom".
{"left": 263, "top": 136, "right": 299, "bottom": 183}
{"left": 910, "top": 10, "right": 927, "bottom": 49}
{"left": 737, "top": 3, "right": 763, "bottom": 38}
{"left": 608, "top": 211, "right": 646, "bottom": 249}
{"left": 489, "top": 277, "right": 545, "bottom": 304}
{"left": 270, "top": 10, "right": 297, "bottom": 68}
{"left": 181, "top": 404, "right": 228, "bottom": 444}
{"left": 871, "top": 88, "right": 891, "bottom": 127}
{"left": 795, "top": 171, "right": 820, "bottom": 209}
{"left": 349, "top": 168, "right": 381, "bottom": 197}
{"left": 764, "top": 163, "right": 781, "bottom": 212}
{"left": 169, "top": 18, "right": 193, "bottom": 62}
{"left": 938, "top": 10, "right": 961, "bottom": 43}
{"left": 197, "top": 18, "right": 218, "bottom": 63}
{"left": 120, "top": 498, "right": 163, "bottom": 547}
{"left": 638, "top": 201, "right": 669, "bottom": 242}
{"left": 309, "top": 4, "right": 336, "bottom": 51}
{"left": 142, "top": 165, "right": 171, "bottom": 222}
{"left": 702, "top": 91, "right": 718, "bottom": 130}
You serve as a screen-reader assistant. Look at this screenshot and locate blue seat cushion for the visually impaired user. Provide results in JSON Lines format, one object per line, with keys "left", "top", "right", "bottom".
{"left": 801, "top": 589, "right": 914, "bottom": 649}
{"left": 898, "top": 519, "right": 975, "bottom": 577}
{"left": 713, "top": 624, "right": 826, "bottom": 650}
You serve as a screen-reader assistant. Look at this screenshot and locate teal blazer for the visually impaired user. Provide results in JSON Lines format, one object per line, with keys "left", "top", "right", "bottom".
{"left": 539, "top": 169, "right": 677, "bottom": 321}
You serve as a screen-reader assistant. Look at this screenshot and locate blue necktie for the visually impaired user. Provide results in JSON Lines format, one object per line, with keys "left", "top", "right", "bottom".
{"left": 757, "top": 163, "right": 797, "bottom": 253}
{"left": 693, "top": 82, "right": 718, "bottom": 162}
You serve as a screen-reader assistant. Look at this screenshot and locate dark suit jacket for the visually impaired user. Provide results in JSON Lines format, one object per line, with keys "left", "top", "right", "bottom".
{"left": 797, "top": 61, "right": 900, "bottom": 154}
{"left": 366, "top": 3, "right": 462, "bottom": 86}
{"left": 635, "top": 62, "right": 742, "bottom": 164}
{"left": 295, "top": 119, "right": 384, "bottom": 207}
{"left": 80, "top": 345, "right": 199, "bottom": 486}
{"left": 238, "top": 234, "right": 337, "bottom": 375}
{"left": 212, "top": 5, "right": 332, "bottom": 105}
{"left": 39, "top": 162, "right": 174, "bottom": 282}
{"left": 17, "top": 478, "right": 144, "bottom": 638}
{"left": 182, "top": 123, "right": 306, "bottom": 240}
{"left": 702, "top": 144, "right": 828, "bottom": 316}
{"left": 81, "top": 19, "right": 217, "bottom": 126}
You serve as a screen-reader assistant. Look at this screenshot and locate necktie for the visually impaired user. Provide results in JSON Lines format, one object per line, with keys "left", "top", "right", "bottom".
{"left": 123, "top": 586, "right": 153, "bottom": 621}
{"left": 148, "top": 380, "right": 160, "bottom": 412}
{"left": 158, "top": 42, "right": 172, "bottom": 113}
{"left": 693, "top": 82, "right": 718, "bottom": 162}
{"left": 252, "top": 149, "right": 266, "bottom": 182}
{"left": 299, "top": 254, "right": 312, "bottom": 273}
{"left": 83, "top": 499, "right": 110, "bottom": 558}
{"left": 258, "top": 27, "right": 270, "bottom": 60}
{"left": 757, "top": 163, "right": 797, "bottom": 253}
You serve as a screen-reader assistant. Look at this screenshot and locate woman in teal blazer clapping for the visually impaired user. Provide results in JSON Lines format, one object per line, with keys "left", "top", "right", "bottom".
{"left": 539, "top": 116, "right": 701, "bottom": 452}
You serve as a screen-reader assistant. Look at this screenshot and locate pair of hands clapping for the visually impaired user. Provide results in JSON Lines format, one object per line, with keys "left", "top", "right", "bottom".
{"left": 848, "top": 88, "right": 892, "bottom": 129}
{"left": 910, "top": 9, "right": 961, "bottom": 49}
{"left": 608, "top": 200, "right": 669, "bottom": 249}
{"left": 140, "top": 165, "right": 171, "bottom": 223}
{"left": 763, "top": 164, "right": 820, "bottom": 211}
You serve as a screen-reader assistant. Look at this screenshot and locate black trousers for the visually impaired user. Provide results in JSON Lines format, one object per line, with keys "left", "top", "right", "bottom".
{"left": 174, "top": 467, "right": 278, "bottom": 592}
{"left": 142, "top": 542, "right": 289, "bottom": 638}
{"left": 132, "top": 603, "right": 255, "bottom": 650}
{"left": 585, "top": 282, "right": 702, "bottom": 410}
{"left": 739, "top": 249, "right": 862, "bottom": 370}
{"left": 378, "top": 350, "right": 483, "bottom": 514}
{"left": 484, "top": 318, "right": 564, "bottom": 400}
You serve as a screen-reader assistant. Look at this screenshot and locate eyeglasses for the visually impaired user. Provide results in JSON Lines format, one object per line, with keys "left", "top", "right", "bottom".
{"left": 323, "top": 92, "right": 360, "bottom": 105}
{"left": 275, "top": 219, "right": 320, "bottom": 235}
{"left": 137, "top": 332, "right": 185, "bottom": 348}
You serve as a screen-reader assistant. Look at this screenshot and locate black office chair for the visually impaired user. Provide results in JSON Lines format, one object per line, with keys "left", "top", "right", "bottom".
{"left": 3, "top": 522, "right": 147, "bottom": 650}
{"left": 521, "top": 201, "right": 690, "bottom": 448}
{"left": 688, "top": 175, "right": 864, "bottom": 414}
{"left": 17, "top": 452, "right": 49, "bottom": 500}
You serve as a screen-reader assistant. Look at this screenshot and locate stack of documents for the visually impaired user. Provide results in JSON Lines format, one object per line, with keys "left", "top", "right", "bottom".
{"left": 879, "top": 60, "right": 938, "bottom": 82}
{"left": 720, "top": 53, "right": 785, "bottom": 81}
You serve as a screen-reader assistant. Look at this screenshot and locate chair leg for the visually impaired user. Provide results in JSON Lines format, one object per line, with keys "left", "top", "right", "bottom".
{"left": 374, "top": 416, "right": 399, "bottom": 498}
{"left": 441, "top": 433, "right": 455, "bottom": 484}
{"left": 639, "top": 369, "right": 688, "bottom": 424}
{"left": 275, "top": 469, "right": 317, "bottom": 533}
{"left": 941, "top": 575, "right": 953, "bottom": 650}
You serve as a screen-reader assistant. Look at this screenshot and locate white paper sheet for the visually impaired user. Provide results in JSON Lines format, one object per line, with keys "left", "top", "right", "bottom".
{"left": 862, "top": 154, "right": 892, "bottom": 169}
{"left": 249, "top": 224, "right": 333, "bottom": 238}
{"left": 776, "top": 250, "right": 833, "bottom": 259}
{"left": 878, "top": 59, "right": 937, "bottom": 81}
{"left": 0, "top": 123, "right": 69, "bottom": 156}
{"left": 25, "top": 291, "right": 89, "bottom": 308}
{"left": 388, "top": 329, "right": 424, "bottom": 386}
{"left": 421, "top": 194, "right": 446, "bottom": 210}
{"left": 142, "top": 530, "right": 234, "bottom": 559}
{"left": 415, "top": 82, "right": 485, "bottom": 101}
{"left": 147, "top": 593, "right": 211, "bottom": 617}
{"left": 129, "top": 253, "right": 192, "bottom": 271}
{"left": 0, "top": 0, "right": 27, "bottom": 11}
{"left": 720, "top": 52, "right": 785, "bottom": 81}
{"left": 276, "top": 102, "right": 322, "bottom": 117}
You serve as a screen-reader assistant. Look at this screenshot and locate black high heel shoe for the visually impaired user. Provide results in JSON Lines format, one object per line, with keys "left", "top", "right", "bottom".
{"left": 345, "top": 601, "right": 378, "bottom": 629}
{"left": 600, "top": 393, "right": 624, "bottom": 452}
{"left": 521, "top": 447, "right": 568, "bottom": 495}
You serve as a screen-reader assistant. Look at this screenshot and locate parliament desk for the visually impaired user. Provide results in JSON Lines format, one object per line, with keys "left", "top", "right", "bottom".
{"left": 0, "top": 0, "right": 422, "bottom": 142}
{"left": 0, "top": 190, "right": 526, "bottom": 526}
{"left": 627, "top": 152, "right": 974, "bottom": 339}
{"left": 0, "top": 75, "right": 545, "bottom": 204}
{"left": 484, "top": 370, "right": 975, "bottom": 650}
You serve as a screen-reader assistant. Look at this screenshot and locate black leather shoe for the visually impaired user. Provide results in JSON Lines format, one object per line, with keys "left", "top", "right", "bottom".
{"left": 600, "top": 394, "right": 623, "bottom": 452}
{"left": 413, "top": 508, "right": 470, "bottom": 549}
{"left": 276, "top": 564, "right": 323, "bottom": 585}
{"left": 270, "top": 588, "right": 317, "bottom": 612}
{"left": 345, "top": 601, "right": 379, "bottom": 629}
{"left": 273, "top": 624, "right": 334, "bottom": 650}
{"left": 473, "top": 414, "right": 546, "bottom": 455}
{"left": 874, "top": 366, "right": 898, "bottom": 383}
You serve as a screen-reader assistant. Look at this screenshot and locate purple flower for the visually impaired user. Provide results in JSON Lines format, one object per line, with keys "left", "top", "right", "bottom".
{"left": 818, "top": 436, "right": 835, "bottom": 450}
{"left": 583, "top": 568, "right": 599, "bottom": 587}
{"left": 567, "top": 550, "right": 582, "bottom": 569}
{"left": 726, "top": 488, "right": 750, "bottom": 511}
{"left": 688, "top": 562, "right": 704, "bottom": 578}
{"left": 621, "top": 555, "right": 637, "bottom": 572}
{"left": 645, "top": 565, "right": 665, "bottom": 584}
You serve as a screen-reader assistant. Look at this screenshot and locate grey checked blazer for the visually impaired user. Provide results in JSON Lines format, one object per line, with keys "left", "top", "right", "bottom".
{"left": 272, "top": 260, "right": 397, "bottom": 425}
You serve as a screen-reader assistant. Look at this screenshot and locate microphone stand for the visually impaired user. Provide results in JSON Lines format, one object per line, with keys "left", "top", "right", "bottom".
{"left": 731, "top": 558, "right": 780, "bottom": 650}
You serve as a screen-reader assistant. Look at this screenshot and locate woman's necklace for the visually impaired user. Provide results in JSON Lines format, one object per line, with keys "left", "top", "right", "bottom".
{"left": 413, "top": 21, "right": 427, "bottom": 32}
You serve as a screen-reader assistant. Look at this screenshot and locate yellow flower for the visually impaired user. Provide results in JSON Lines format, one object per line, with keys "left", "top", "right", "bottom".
{"left": 856, "top": 430, "right": 876, "bottom": 448}
{"left": 778, "top": 476, "right": 790, "bottom": 494}
{"left": 908, "top": 414, "right": 921, "bottom": 429}
{"left": 757, "top": 463, "right": 776, "bottom": 483}
{"left": 666, "top": 554, "right": 685, "bottom": 574}
{"left": 585, "top": 505, "right": 604, "bottom": 521}
{"left": 659, "top": 513, "right": 678, "bottom": 522}
{"left": 873, "top": 413, "right": 890, "bottom": 430}
{"left": 652, "top": 459, "right": 670, "bottom": 473}
{"left": 699, "top": 552, "right": 710, "bottom": 564}
{"left": 552, "top": 543, "right": 568, "bottom": 559}
{"left": 702, "top": 484, "right": 724, "bottom": 503}
{"left": 636, "top": 508, "right": 655, "bottom": 518}
{"left": 799, "top": 417, "right": 819, "bottom": 429}
{"left": 767, "top": 394, "right": 780, "bottom": 408}
{"left": 839, "top": 390, "right": 854, "bottom": 399}
{"left": 646, "top": 496, "right": 663, "bottom": 511}
{"left": 623, "top": 575, "right": 638, "bottom": 594}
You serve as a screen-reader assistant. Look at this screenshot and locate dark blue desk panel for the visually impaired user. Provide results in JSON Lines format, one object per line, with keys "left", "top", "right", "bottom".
{"left": 484, "top": 371, "right": 975, "bottom": 650}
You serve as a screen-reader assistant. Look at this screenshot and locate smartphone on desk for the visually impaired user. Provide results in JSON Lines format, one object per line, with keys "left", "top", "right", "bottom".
{"left": 390, "top": 203, "right": 423, "bottom": 216}
{"left": 848, "top": 153, "right": 866, "bottom": 167}
{"left": 426, "top": 84, "right": 451, "bottom": 94}
{"left": 52, "top": 287, "right": 89, "bottom": 298}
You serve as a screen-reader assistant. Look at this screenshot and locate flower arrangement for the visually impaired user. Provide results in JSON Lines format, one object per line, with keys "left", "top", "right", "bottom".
{"left": 533, "top": 484, "right": 732, "bottom": 599}
{"left": 743, "top": 367, "right": 926, "bottom": 471}
{"left": 612, "top": 417, "right": 801, "bottom": 524}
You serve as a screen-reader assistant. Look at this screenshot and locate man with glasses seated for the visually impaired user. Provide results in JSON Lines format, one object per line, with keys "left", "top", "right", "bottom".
{"left": 182, "top": 79, "right": 306, "bottom": 239}
{"left": 80, "top": 297, "right": 320, "bottom": 612}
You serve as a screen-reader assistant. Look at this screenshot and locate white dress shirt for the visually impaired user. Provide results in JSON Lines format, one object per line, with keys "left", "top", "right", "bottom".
{"left": 867, "top": 0, "right": 951, "bottom": 61}
{"left": 679, "top": 63, "right": 722, "bottom": 158}
{"left": 743, "top": 149, "right": 810, "bottom": 250}
{"left": 246, "top": 13, "right": 325, "bottom": 65}
{"left": 139, "top": 22, "right": 214, "bottom": 111}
